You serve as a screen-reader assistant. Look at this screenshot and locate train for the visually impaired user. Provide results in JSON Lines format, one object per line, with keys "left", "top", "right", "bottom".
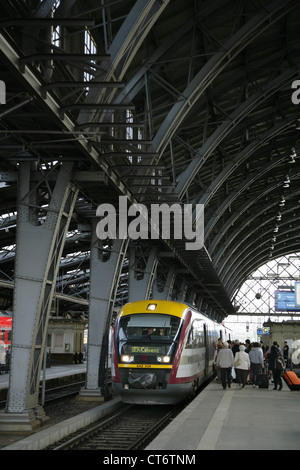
{"left": 0, "top": 311, "right": 12, "bottom": 367}
{"left": 111, "top": 300, "right": 231, "bottom": 404}
{"left": 0, "top": 311, "right": 12, "bottom": 348}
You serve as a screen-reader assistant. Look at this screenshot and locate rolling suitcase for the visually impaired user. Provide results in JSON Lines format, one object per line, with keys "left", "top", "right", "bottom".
{"left": 283, "top": 371, "right": 300, "bottom": 391}
{"left": 257, "top": 373, "right": 269, "bottom": 389}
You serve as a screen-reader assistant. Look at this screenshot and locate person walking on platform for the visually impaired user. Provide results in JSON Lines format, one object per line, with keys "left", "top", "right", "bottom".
{"left": 268, "top": 345, "right": 277, "bottom": 384}
{"left": 249, "top": 342, "right": 264, "bottom": 388}
{"left": 232, "top": 340, "right": 240, "bottom": 357}
{"left": 283, "top": 341, "right": 289, "bottom": 367}
{"left": 216, "top": 342, "right": 234, "bottom": 389}
{"left": 234, "top": 344, "right": 250, "bottom": 389}
{"left": 274, "top": 352, "right": 285, "bottom": 391}
{"left": 215, "top": 343, "right": 223, "bottom": 382}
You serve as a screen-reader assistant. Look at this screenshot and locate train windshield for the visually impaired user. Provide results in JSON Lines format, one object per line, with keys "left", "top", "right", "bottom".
{"left": 117, "top": 313, "right": 182, "bottom": 357}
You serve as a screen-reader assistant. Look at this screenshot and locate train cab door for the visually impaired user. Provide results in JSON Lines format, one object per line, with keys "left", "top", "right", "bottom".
{"left": 203, "top": 324, "right": 209, "bottom": 378}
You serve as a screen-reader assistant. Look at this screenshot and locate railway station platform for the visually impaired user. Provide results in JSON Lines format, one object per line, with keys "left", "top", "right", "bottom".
{"left": 0, "top": 363, "right": 87, "bottom": 393}
{"left": 147, "top": 375, "right": 300, "bottom": 451}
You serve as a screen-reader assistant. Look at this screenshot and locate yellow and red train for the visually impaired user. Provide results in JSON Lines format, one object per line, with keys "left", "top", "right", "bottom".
{"left": 112, "top": 300, "right": 231, "bottom": 404}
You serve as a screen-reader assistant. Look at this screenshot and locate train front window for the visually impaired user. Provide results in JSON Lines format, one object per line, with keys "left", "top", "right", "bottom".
{"left": 117, "top": 314, "right": 181, "bottom": 360}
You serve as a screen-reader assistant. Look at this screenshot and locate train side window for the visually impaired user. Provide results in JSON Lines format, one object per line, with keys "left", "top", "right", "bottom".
{"left": 185, "top": 325, "right": 193, "bottom": 349}
{"left": 193, "top": 320, "right": 205, "bottom": 348}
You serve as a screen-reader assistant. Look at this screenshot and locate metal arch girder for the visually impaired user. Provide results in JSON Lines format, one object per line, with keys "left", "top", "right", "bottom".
{"left": 209, "top": 172, "right": 295, "bottom": 265}
{"left": 219, "top": 205, "right": 300, "bottom": 291}
{"left": 223, "top": 210, "right": 300, "bottom": 282}
{"left": 151, "top": 0, "right": 298, "bottom": 158}
{"left": 227, "top": 243, "right": 299, "bottom": 299}
{"left": 0, "top": 29, "right": 139, "bottom": 210}
{"left": 228, "top": 227, "right": 300, "bottom": 295}
{"left": 193, "top": 117, "right": 297, "bottom": 232}
{"left": 107, "top": 0, "right": 170, "bottom": 79}
{"left": 213, "top": 187, "right": 300, "bottom": 277}
{"left": 201, "top": 117, "right": 297, "bottom": 249}
{"left": 112, "top": 18, "right": 195, "bottom": 107}
{"left": 175, "top": 68, "right": 298, "bottom": 201}
{"left": 76, "top": 0, "right": 170, "bottom": 125}
{"left": 204, "top": 152, "right": 290, "bottom": 240}
{"left": 194, "top": 116, "right": 296, "bottom": 227}
{"left": 111, "top": 0, "right": 231, "bottom": 106}
{"left": 225, "top": 229, "right": 300, "bottom": 297}
{"left": 216, "top": 202, "right": 300, "bottom": 280}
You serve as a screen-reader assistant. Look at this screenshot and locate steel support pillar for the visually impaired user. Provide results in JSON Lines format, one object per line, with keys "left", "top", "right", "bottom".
{"left": 0, "top": 162, "right": 78, "bottom": 431}
{"left": 152, "top": 266, "right": 176, "bottom": 300}
{"left": 179, "top": 281, "right": 188, "bottom": 302}
{"left": 128, "top": 245, "right": 158, "bottom": 302}
{"left": 79, "top": 223, "right": 128, "bottom": 401}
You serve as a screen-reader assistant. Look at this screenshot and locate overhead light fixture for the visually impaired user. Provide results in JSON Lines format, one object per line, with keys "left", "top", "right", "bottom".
{"left": 283, "top": 175, "right": 290, "bottom": 188}
{"left": 289, "top": 147, "right": 296, "bottom": 163}
{"left": 279, "top": 196, "right": 285, "bottom": 207}
{"left": 274, "top": 226, "right": 279, "bottom": 233}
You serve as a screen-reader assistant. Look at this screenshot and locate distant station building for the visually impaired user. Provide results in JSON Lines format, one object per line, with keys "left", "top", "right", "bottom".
{"left": 47, "top": 316, "right": 87, "bottom": 364}
{"left": 262, "top": 320, "right": 300, "bottom": 365}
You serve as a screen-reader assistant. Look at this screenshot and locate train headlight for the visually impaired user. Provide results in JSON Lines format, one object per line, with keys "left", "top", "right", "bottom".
{"left": 121, "top": 354, "right": 134, "bottom": 363}
{"left": 157, "top": 355, "right": 171, "bottom": 363}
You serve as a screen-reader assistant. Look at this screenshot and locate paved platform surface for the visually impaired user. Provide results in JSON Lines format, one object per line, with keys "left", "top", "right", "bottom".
{"left": 147, "top": 378, "right": 300, "bottom": 451}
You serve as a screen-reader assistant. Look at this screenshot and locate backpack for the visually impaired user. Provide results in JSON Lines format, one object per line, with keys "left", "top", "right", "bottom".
{"left": 276, "top": 355, "right": 286, "bottom": 371}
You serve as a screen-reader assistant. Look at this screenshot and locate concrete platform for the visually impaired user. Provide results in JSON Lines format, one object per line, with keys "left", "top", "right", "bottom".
{"left": 147, "top": 378, "right": 300, "bottom": 450}
{"left": 1, "top": 397, "right": 121, "bottom": 450}
{"left": 0, "top": 363, "right": 87, "bottom": 390}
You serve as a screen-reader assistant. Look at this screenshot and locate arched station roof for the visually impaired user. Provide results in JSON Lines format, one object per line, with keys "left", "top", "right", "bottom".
{"left": 0, "top": 0, "right": 300, "bottom": 320}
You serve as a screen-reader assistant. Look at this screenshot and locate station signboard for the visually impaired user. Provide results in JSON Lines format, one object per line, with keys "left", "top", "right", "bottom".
{"left": 275, "top": 290, "right": 300, "bottom": 312}
{"left": 295, "top": 283, "right": 300, "bottom": 307}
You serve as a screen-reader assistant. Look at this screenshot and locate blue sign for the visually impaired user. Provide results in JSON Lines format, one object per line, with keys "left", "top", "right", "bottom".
{"left": 257, "top": 327, "right": 270, "bottom": 335}
{"left": 275, "top": 290, "right": 300, "bottom": 312}
{"left": 295, "top": 283, "right": 300, "bottom": 307}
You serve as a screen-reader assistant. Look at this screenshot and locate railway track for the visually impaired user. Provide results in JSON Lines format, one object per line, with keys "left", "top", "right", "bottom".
{"left": 0, "top": 381, "right": 86, "bottom": 410}
{"left": 47, "top": 403, "right": 182, "bottom": 450}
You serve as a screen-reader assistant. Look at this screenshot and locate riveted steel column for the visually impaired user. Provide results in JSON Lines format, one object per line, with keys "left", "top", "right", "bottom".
{"left": 152, "top": 266, "right": 176, "bottom": 300}
{"left": 0, "top": 162, "right": 78, "bottom": 431}
{"left": 80, "top": 222, "right": 129, "bottom": 400}
{"left": 128, "top": 245, "right": 158, "bottom": 302}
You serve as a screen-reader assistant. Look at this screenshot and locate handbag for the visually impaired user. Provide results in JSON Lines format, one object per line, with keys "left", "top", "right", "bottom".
{"left": 234, "top": 353, "right": 241, "bottom": 368}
